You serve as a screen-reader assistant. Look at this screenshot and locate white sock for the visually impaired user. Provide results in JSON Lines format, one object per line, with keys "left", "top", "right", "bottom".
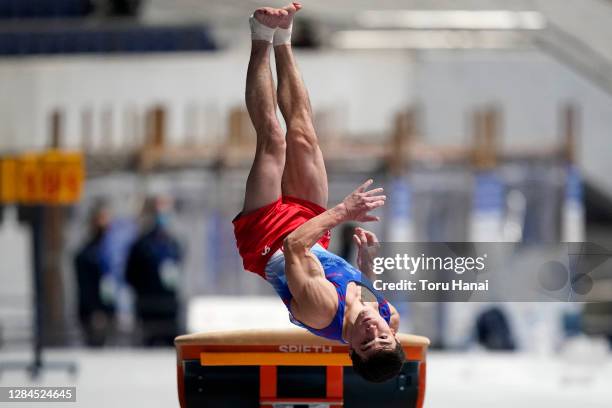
{"left": 273, "top": 22, "right": 292, "bottom": 46}
{"left": 249, "top": 15, "right": 276, "bottom": 43}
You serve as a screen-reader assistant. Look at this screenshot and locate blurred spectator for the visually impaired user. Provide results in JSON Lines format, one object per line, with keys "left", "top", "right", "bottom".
{"left": 475, "top": 307, "right": 516, "bottom": 351}
{"left": 125, "top": 195, "right": 182, "bottom": 347}
{"left": 74, "top": 201, "right": 115, "bottom": 347}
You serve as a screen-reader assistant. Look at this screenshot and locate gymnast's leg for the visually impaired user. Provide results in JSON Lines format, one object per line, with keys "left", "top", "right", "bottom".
{"left": 242, "top": 7, "right": 289, "bottom": 213}
{"left": 274, "top": 3, "right": 329, "bottom": 209}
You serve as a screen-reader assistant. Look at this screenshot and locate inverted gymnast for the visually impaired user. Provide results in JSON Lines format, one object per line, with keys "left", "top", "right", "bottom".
{"left": 233, "top": 3, "right": 405, "bottom": 382}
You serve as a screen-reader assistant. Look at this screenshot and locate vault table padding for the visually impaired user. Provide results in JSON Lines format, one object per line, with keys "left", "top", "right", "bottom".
{"left": 175, "top": 328, "right": 429, "bottom": 408}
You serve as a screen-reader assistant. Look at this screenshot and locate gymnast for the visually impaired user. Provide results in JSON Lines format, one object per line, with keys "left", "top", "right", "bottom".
{"left": 232, "top": 3, "right": 405, "bottom": 382}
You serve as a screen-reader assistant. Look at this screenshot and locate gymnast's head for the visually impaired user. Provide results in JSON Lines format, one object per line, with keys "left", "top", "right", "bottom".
{"left": 348, "top": 307, "right": 405, "bottom": 383}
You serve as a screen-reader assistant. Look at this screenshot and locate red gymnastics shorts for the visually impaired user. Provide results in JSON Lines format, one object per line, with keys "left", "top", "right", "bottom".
{"left": 233, "top": 195, "right": 331, "bottom": 278}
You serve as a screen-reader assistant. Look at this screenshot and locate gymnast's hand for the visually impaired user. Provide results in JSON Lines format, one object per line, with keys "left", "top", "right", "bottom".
{"left": 337, "top": 179, "right": 386, "bottom": 222}
{"left": 353, "top": 227, "right": 380, "bottom": 278}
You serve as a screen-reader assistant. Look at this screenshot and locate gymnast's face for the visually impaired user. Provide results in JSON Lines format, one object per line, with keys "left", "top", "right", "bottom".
{"left": 349, "top": 307, "right": 397, "bottom": 359}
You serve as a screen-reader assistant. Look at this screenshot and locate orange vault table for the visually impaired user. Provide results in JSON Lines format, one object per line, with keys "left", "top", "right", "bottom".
{"left": 175, "top": 328, "right": 429, "bottom": 407}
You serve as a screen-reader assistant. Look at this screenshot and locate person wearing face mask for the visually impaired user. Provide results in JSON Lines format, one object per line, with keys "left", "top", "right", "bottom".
{"left": 74, "top": 201, "right": 116, "bottom": 347}
{"left": 125, "top": 195, "right": 182, "bottom": 347}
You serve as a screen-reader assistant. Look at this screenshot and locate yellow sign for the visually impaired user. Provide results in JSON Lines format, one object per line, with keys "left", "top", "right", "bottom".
{"left": 17, "top": 153, "right": 41, "bottom": 204}
{"left": 0, "top": 150, "right": 85, "bottom": 205}
{"left": 55, "top": 152, "right": 84, "bottom": 204}
{"left": 0, "top": 158, "right": 17, "bottom": 203}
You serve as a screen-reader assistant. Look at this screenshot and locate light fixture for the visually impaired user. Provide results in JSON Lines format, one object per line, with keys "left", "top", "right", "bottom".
{"left": 331, "top": 30, "right": 532, "bottom": 50}
{"left": 357, "top": 10, "right": 546, "bottom": 31}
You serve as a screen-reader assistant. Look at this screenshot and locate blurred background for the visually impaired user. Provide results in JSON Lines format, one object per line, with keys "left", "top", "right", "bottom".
{"left": 1, "top": 0, "right": 612, "bottom": 407}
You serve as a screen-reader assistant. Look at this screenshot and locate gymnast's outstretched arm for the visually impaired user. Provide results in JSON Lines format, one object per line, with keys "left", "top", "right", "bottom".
{"left": 283, "top": 180, "right": 386, "bottom": 255}
{"left": 282, "top": 180, "right": 386, "bottom": 327}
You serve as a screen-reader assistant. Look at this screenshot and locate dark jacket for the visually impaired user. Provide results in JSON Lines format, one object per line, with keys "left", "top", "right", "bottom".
{"left": 125, "top": 226, "right": 182, "bottom": 319}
